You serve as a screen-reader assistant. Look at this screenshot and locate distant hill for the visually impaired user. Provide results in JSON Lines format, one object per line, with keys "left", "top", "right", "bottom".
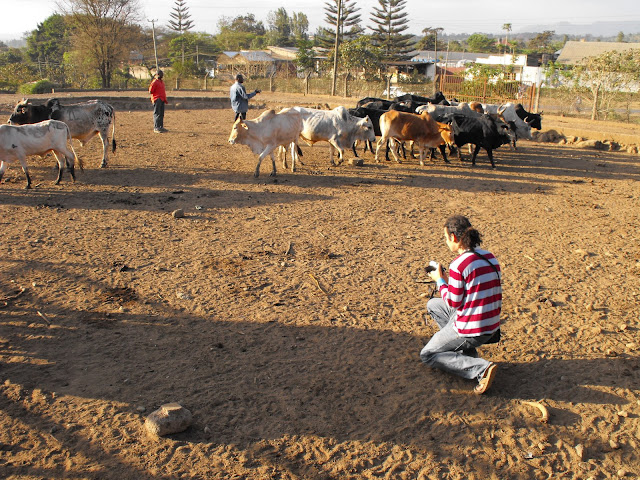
{"left": 516, "top": 21, "right": 640, "bottom": 37}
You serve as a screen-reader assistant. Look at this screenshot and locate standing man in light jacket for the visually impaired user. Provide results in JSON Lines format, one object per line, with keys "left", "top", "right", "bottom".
{"left": 230, "top": 74, "right": 260, "bottom": 122}
{"left": 149, "top": 69, "right": 169, "bottom": 133}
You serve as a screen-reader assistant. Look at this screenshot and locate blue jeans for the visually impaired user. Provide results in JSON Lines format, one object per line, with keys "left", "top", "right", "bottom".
{"left": 420, "top": 298, "right": 493, "bottom": 381}
{"left": 153, "top": 99, "right": 165, "bottom": 130}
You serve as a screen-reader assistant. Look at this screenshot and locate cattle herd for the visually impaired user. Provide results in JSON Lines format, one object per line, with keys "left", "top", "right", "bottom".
{"left": 0, "top": 93, "right": 542, "bottom": 187}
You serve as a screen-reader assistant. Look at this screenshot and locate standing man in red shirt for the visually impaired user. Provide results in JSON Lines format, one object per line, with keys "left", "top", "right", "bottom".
{"left": 149, "top": 69, "right": 168, "bottom": 133}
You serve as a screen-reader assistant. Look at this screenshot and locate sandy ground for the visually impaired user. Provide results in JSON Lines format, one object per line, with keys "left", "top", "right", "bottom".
{"left": 1, "top": 91, "right": 639, "bottom": 480}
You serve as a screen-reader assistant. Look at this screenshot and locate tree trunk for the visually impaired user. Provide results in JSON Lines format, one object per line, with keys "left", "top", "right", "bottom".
{"left": 591, "top": 83, "right": 600, "bottom": 121}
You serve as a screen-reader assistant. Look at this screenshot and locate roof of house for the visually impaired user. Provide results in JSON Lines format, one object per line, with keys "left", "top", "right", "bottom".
{"left": 411, "top": 50, "right": 491, "bottom": 63}
{"left": 239, "top": 50, "right": 275, "bottom": 62}
{"left": 557, "top": 41, "right": 640, "bottom": 64}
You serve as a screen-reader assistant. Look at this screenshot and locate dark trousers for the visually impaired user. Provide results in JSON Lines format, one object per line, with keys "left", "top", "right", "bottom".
{"left": 234, "top": 111, "right": 247, "bottom": 122}
{"left": 153, "top": 99, "right": 165, "bottom": 130}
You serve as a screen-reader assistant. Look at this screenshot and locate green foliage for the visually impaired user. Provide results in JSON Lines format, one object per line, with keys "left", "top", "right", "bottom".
{"left": 295, "top": 39, "right": 316, "bottom": 73}
{"left": 339, "top": 37, "right": 383, "bottom": 79}
{"left": 168, "top": 0, "right": 194, "bottom": 34}
{"left": 266, "top": 8, "right": 292, "bottom": 46}
{"left": 17, "top": 79, "right": 56, "bottom": 94}
{"left": 416, "top": 27, "right": 444, "bottom": 52}
{"left": 466, "top": 34, "right": 497, "bottom": 53}
{"left": 26, "top": 14, "right": 71, "bottom": 66}
{"left": 0, "top": 62, "right": 38, "bottom": 91}
{"left": 316, "top": 0, "right": 362, "bottom": 50}
{"left": 569, "top": 49, "right": 640, "bottom": 119}
{"left": 369, "top": 0, "right": 415, "bottom": 61}
{"left": 526, "top": 30, "right": 556, "bottom": 54}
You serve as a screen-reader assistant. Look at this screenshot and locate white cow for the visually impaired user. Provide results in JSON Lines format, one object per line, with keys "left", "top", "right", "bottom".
{"left": 9, "top": 98, "right": 116, "bottom": 168}
{"left": 481, "top": 102, "right": 532, "bottom": 140}
{"left": 228, "top": 108, "right": 304, "bottom": 177}
{"left": 292, "top": 106, "right": 375, "bottom": 165}
{"left": 0, "top": 120, "right": 81, "bottom": 189}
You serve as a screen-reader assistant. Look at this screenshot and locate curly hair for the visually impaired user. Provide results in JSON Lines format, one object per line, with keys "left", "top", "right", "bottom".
{"left": 444, "top": 215, "right": 482, "bottom": 250}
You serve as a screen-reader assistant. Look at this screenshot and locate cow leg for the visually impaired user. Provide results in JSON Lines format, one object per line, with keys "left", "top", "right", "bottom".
{"left": 439, "top": 145, "right": 450, "bottom": 164}
{"left": 418, "top": 144, "right": 426, "bottom": 166}
{"left": 486, "top": 148, "right": 496, "bottom": 168}
{"left": 407, "top": 142, "right": 414, "bottom": 159}
{"left": 269, "top": 151, "right": 277, "bottom": 176}
{"left": 388, "top": 139, "right": 401, "bottom": 163}
{"left": 471, "top": 145, "right": 482, "bottom": 166}
{"left": 52, "top": 152, "right": 66, "bottom": 185}
{"left": 277, "top": 146, "right": 288, "bottom": 171}
{"left": 254, "top": 147, "right": 271, "bottom": 177}
{"left": 99, "top": 131, "right": 109, "bottom": 168}
{"left": 375, "top": 137, "right": 387, "bottom": 163}
{"left": 329, "top": 142, "right": 344, "bottom": 166}
{"left": 16, "top": 157, "right": 32, "bottom": 189}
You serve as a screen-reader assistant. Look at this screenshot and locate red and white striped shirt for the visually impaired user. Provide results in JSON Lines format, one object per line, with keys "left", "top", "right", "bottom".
{"left": 439, "top": 249, "right": 502, "bottom": 337}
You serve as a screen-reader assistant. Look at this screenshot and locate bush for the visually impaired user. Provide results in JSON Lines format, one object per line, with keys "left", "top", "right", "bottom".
{"left": 18, "top": 79, "right": 56, "bottom": 94}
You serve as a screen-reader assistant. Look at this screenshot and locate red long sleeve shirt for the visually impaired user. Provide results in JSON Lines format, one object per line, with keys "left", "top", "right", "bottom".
{"left": 149, "top": 78, "right": 167, "bottom": 104}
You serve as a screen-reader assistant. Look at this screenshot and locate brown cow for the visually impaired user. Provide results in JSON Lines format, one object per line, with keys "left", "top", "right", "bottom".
{"left": 375, "top": 111, "right": 454, "bottom": 166}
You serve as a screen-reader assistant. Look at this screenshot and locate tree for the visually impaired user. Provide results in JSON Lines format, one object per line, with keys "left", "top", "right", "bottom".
{"left": 502, "top": 23, "right": 512, "bottom": 54}
{"left": 369, "top": 0, "right": 414, "bottom": 61}
{"left": 265, "top": 8, "right": 292, "bottom": 46}
{"left": 168, "top": 0, "right": 195, "bottom": 63}
{"left": 527, "top": 30, "right": 555, "bottom": 53}
{"left": 315, "top": 0, "right": 362, "bottom": 50}
{"left": 340, "top": 36, "right": 383, "bottom": 80}
{"left": 295, "top": 39, "right": 316, "bottom": 93}
{"left": 466, "top": 33, "right": 496, "bottom": 53}
{"left": 58, "top": 0, "right": 141, "bottom": 88}
{"left": 26, "top": 15, "right": 72, "bottom": 67}
{"left": 568, "top": 49, "right": 640, "bottom": 120}
{"left": 416, "top": 27, "right": 443, "bottom": 51}
{"left": 216, "top": 15, "right": 265, "bottom": 50}
{"left": 616, "top": 31, "right": 625, "bottom": 43}
{"left": 290, "top": 12, "right": 309, "bottom": 42}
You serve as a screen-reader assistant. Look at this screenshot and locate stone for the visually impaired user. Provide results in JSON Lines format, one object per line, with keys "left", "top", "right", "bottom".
{"left": 172, "top": 209, "right": 185, "bottom": 218}
{"left": 348, "top": 158, "right": 364, "bottom": 166}
{"left": 144, "top": 403, "right": 193, "bottom": 437}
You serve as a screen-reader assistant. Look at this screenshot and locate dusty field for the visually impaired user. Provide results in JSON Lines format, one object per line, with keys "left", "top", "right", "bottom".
{"left": 1, "top": 91, "right": 640, "bottom": 480}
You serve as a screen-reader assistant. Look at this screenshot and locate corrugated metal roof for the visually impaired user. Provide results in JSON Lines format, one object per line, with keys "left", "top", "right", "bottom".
{"left": 239, "top": 50, "right": 275, "bottom": 62}
{"left": 222, "top": 51, "right": 239, "bottom": 57}
{"left": 411, "top": 50, "right": 491, "bottom": 63}
{"left": 557, "top": 41, "right": 640, "bottom": 65}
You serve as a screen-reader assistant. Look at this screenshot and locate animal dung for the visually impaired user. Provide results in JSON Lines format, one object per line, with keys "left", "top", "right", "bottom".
{"left": 144, "top": 403, "right": 193, "bottom": 437}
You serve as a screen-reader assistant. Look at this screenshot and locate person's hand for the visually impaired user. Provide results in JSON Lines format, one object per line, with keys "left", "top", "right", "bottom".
{"left": 255, "top": 89, "right": 261, "bottom": 94}
{"left": 428, "top": 263, "right": 443, "bottom": 282}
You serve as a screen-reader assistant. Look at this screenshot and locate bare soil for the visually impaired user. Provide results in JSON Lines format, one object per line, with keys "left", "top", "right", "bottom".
{"left": 1, "top": 90, "right": 639, "bottom": 480}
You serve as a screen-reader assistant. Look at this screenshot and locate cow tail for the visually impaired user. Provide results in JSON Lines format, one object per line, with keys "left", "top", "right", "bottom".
{"left": 111, "top": 110, "right": 117, "bottom": 153}
{"left": 296, "top": 144, "right": 303, "bottom": 157}
{"left": 68, "top": 125, "right": 83, "bottom": 172}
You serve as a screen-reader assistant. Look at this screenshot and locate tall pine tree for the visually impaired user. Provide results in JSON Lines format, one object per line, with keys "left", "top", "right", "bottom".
{"left": 168, "top": 0, "right": 194, "bottom": 63}
{"left": 315, "top": 0, "right": 363, "bottom": 51}
{"left": 369, "top": 0, "right": 414, "bottom": 61}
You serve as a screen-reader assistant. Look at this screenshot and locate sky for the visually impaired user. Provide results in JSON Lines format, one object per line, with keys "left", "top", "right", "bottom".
{"left": 2, "top": 0, "right": 640, "bottom": 42}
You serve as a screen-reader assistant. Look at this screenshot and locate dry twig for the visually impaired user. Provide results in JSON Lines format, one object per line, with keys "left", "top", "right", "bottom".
{"left": 36, "top": 310, "right": 52, "bottom": 325}
{"left": 0, "top": 287, "right": 26, "bottom": 307}
{"left": 308, "top": 273, "right": 330, "bottom": 296}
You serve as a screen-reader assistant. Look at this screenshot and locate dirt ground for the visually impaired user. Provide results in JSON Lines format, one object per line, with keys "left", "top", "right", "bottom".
{"left": 1, "top": 91, "right": 639, "bottom": 480}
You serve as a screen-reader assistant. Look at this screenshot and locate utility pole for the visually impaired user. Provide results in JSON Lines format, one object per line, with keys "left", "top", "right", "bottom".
{"left": 331, "top": 0, "right": 342, "bottom": 96}
{"left": 149, "top": 19, "right": 159, "bottom": 72}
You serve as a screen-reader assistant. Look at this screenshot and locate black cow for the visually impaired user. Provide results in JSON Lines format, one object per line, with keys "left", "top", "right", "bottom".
{"left": 442, "top": 114, "right": 512, "bottom": 168}
{"left": 395, "top": 91, "right": 450, "bottom": 105}
{"left": 9, "top": 98, "right": 116, "bottom": 168}
{"left": 514, "top": 103, "right": 543, "bottom": 130}
{"left": 356, "top": 97, "right": 394, "bottom": 109}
